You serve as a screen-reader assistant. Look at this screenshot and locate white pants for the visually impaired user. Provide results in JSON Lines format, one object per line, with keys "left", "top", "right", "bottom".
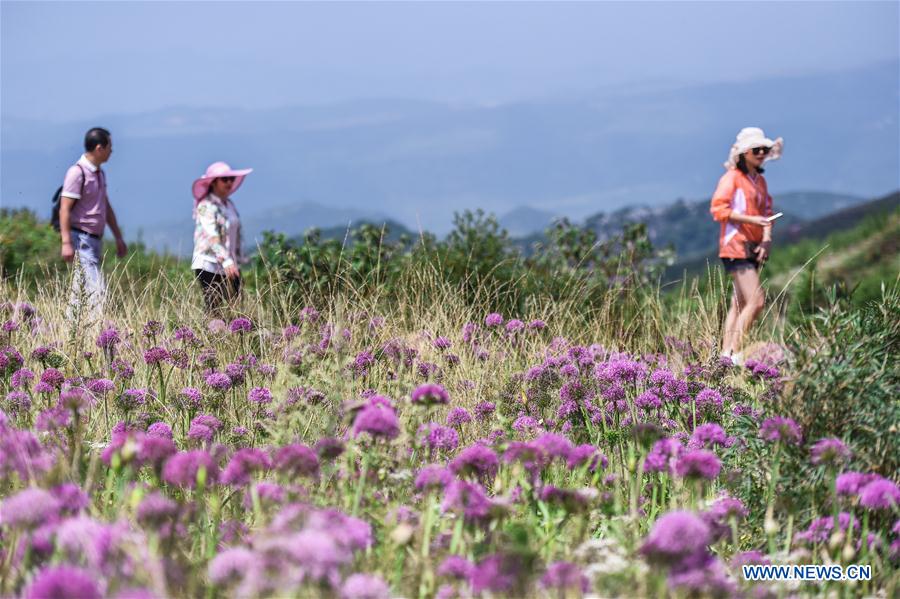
{"left": 68, "top": 229, "right": 106, "bottom": 320}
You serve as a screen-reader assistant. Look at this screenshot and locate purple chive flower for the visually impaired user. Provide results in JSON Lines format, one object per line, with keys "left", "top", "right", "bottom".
{"left": 205, "top": 371, "right": 232, "bottom": 391}
{"left": 247, "top": 386, "right": 273, "bottom": 405}
{"left": 86, "top": 378, "right": 115, "bottom": 395}
{"left": 39, "top": 367, "right": 65, "bottom": 389}
{"left": 314, "top": 437, "right": 345, "bottom": 460}
{"left": 410, "top": 383, "right": 450, "bottom": 406}
{"left": 352, "top": 404, "right": 400, "bottom": 440}
{"left": 146, "top": 421, "right": 173, "bottom": 439}
{"left": 634, "top": 390, "right": 662, "bottom": 410}
{"left": 192, "top": 413, "right": 223, "bottom": 431}
{"left": 110, "top": 359, "right": 135, "bottom": 381}
{"left": 143, "top": 346, "right": 170, "bottom": 365}
{"left": 0, "top": 487, "right": 61, "bottom": 528}
{"left": 136, "top": 492, "right": 179, "bottom": 529}
{"left": 528, "top": 319, "right": 547, "bottom": 330}
{"left": 512, "top": 415, "right": 542, "bottom": 436}
{"left": 461, "top": 322, "right": 478, "bottom": 344}
{"left": 468, "top": 553, "right": 524, "bottom": 594}
{"left": 759, "top": 416, "right": 803, "bottom": 445}
{"left": 474, "top": 401, "right": 495, "bottom": 420}
{"left": 229, "top": 317, "right": 252, "bottom": 333}
{"left": 795, "top": 512, "right": 858, "bottom": 545}
{"left": 282, "top": 324, "right": 301, "bottom": 341}
{"left": 174, "top": 326, "right": 198, "bottom": 343}
{"left": 31, "top": 345, "right": 53, "bottom": 362}
{"left": 540, "top": 561, "right": 590, "bottom": 594}
{"left": 188, "top": 423, "right": 214, "bottom": 444}
{"left": 5, "top": 390, "right": 32, "bottom": 413}
{"left": 835, "top": 471, "right": 880, "bottom": 496}
{"left": 208, "top": 547, "right": 262, "bottom": 586}
{"left": 273, "top": 443, "right": 319, "bottom": 478}
{"left": 532, "top": 432, "right": 574, "bottom": 461}
{"left": 299, "top": 306, "right": 320, "bottom": 323}
{"left": 143, "top": 320, "right": 163, "bottom": 338}
{"left": 689, "top": 423, "right": 728, "bottom": 450}
{"left": 415, "top": 464, "right": 453, "bottom": 492}
{"left": 162, "top": 450, "right": 219, "bottom": 488}
{"left": 339, "top": 574, "right": 390, "bottom": 599}
{"left": 11, "top": 367, "right": 35, "bottom": 388}
{"left": 567, "top": 445, "right": 607, "bottom": 471}
{"left": 708, "top": 496, "right": 748, "bottom": 522}
{"left": 446, "top": 407, "right": 472, "bottom": 427}
{"left": 640, "top": 511, "right": 711, "bottom": 565}
{"left": 433, "top": 336, "right": 452, "bottom": 351}
{"left": 24, "top": 565, "right": 102, "bottom": 599}
{"left": 694, "top": 388, "right": 724, "bottom": 414}
{"left": 60, "top": 387, "right": 92, "bottom": 412}
{"left": 810, "top": 438, "right": 852, "bottom": 467}
{"left": 732, "top": 551, "right": 771, "bottom": 569}
{"left": 421, "top": 423, "right": 459, "bottom": 453}
{"left": 450, "top": 445, "right": 499, "bottom": 480}
{"left": 438, "top": 555, "right": 474, "bottom": 580}
{"left": 644, "top": 437, "right": 683, "bottom": 474}
{"left": 858, "top": 478, "right": 900, "bottom": 510}
{"left": 138, "top": 435, "right": 177, "bottom": 470}
{"left": 52, "top": 483, "right": 90, "bottom": 515}
{"left": 704, "top": 496, "right": 748, "bottom": 541}
{"left": 484, "top": 313, "right": 504, "bottom": 327}
{"left": 667, "top": 558, "right": 736, "bottom": 598}
{"left": 225, "top": 362, "right": 247, "bottom": 386}
{"left": 116, "top": 388, "right": 153, "bottom": 412}
{"left": 179, "top": 387, "right": 202, "bottom": 408}
{"left": 221, "top": 448, "right": 273, "bottom": 487}
{"left": 441, "top": 479, "right": 494, "bottom": 522}
{"left": 505, "top": 319, "right": 524, "bottom": 333}
{"left": 96, "top": 328, "right": 120, "bottom": 349}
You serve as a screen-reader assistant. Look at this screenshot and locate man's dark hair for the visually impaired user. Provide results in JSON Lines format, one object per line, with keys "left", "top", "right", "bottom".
{"left": 84, "top": 127, "right": 111, "bottom": 152}
{"left": 736, "top": 153, "right": 765, "bottom": 175}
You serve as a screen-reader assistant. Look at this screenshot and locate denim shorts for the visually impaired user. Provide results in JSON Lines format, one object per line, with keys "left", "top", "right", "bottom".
{"left": 721, "top": 257, "right": 759, "bottom": 273}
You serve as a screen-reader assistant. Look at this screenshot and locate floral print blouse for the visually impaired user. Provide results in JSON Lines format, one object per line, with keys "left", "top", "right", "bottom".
{"left": 191, "top": 194, "right": 244, "bottom": 274}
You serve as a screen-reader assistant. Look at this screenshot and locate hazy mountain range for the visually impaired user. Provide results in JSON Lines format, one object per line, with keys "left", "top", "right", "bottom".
{"left": 1, "top": 60, "right": 897, "bottom": 254}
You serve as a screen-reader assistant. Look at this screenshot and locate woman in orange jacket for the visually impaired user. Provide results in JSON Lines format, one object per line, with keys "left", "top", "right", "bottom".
{"left": 710, "top": 127, "right": 784, "bottom": 366}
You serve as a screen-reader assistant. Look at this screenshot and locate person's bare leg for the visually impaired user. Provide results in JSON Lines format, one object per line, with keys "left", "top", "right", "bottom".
{"left": 722, "top": 288, "right": 743, "bottom": 355}
{"left": 732, "top": 268, "right": 765, "bottom": 354}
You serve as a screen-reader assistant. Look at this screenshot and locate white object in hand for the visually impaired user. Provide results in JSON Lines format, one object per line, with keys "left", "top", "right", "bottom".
{"left": 766, "top": 212, "right": 784, "bottom": 222}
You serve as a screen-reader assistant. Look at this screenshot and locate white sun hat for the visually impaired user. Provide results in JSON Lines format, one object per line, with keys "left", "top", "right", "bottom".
{"left": 725, "top": 127, "right": 784, "bottom": 170}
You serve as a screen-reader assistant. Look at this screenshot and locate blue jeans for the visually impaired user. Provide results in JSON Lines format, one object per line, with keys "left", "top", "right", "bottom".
{"left": 69, "top": 229, "right": 105, "bottom": 318}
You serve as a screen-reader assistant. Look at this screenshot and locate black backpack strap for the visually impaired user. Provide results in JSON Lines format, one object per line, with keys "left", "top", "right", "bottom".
{"left": 77, "top": 164, "right": 86, "bottom": 197}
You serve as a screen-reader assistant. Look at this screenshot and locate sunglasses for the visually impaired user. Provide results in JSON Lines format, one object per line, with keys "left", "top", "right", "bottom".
{"left": 751, "top": 146, "right": 771, "bottom": 157}
{"left": 216, "top": 176, "right": 236, "bottom": 184}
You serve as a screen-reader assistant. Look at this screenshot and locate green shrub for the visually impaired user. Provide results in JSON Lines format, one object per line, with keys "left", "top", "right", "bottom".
{"left": 778, "top": 284, "right": 900, "bottom": 475}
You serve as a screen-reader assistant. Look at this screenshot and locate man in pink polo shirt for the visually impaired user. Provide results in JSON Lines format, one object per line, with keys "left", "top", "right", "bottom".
{"left": 59, "top": 127, "right": 128, "bottom": 315}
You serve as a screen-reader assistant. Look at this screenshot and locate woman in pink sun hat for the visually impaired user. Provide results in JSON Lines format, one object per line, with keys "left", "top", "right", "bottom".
{"left": 190, "top": 161, "right": 253, "bottom": 312}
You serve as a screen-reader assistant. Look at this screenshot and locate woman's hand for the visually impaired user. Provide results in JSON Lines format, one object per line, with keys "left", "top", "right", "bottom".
{"left": 224, "top": 263, "right": 240, "bottom": 279}
{"left": 754, "top": 240, "right": 771, "bottom": 263}
{"left": 747, "top": 215, "right": 772, "bottom": 228}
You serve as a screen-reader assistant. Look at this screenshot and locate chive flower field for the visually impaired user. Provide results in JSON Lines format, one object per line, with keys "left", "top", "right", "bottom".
{"left": 0, "top": 278, "right": 897, "bottom": 598}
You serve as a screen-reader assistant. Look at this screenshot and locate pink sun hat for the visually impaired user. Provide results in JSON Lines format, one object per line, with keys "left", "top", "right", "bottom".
{"left": 192, "top": 161, "right": 253, "bottom": 202}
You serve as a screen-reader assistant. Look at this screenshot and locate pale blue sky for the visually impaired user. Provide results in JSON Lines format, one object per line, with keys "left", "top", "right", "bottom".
{"left": 2, "top": 1, "right": 898, "bottom": 121}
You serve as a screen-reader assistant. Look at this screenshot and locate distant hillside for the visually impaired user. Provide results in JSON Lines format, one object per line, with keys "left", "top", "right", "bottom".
{"left": 499, "top": 206, "right": 558, "bottom": 237}
{"left": 510, "top": 190, "right": 866, "bottom": 261}
{"left": 294, "top": 219, "right": 416, "bottom": 245}
{"left": 138, "top": 201, "right": 392, "bottom": 256}
{"left": 3, "top": 61, "right": 897, "bottom": 238}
